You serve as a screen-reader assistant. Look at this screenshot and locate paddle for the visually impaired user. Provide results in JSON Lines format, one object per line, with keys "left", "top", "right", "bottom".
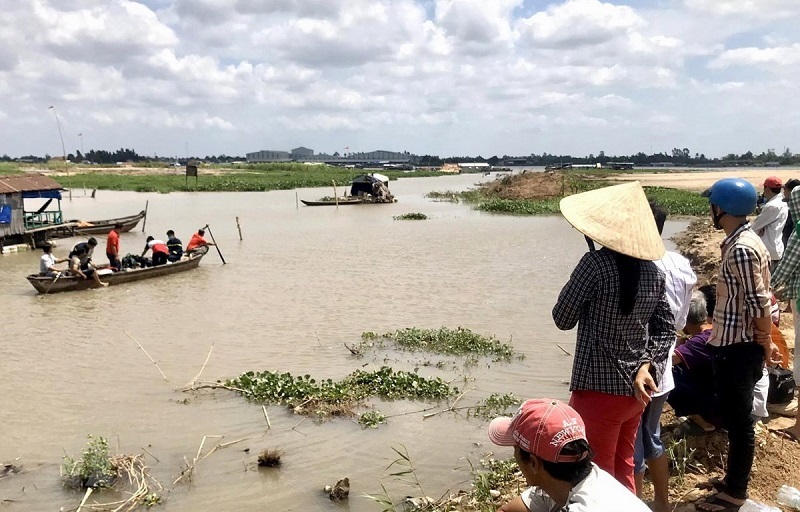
{"left": 203, "top": 224, "right": 226, "bottom": 264}
{"left": 44, "top": 271, "right": 63, "bottom": 295}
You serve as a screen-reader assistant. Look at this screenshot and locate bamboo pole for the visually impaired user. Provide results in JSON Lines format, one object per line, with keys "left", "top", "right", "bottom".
{"left": 124, "top": 330, "right": 170, "bottom": 383}
{"left": 235, "top": 217, "right": 243, "bottom": 241}
{"left": 295, "top": 191, "right": 299, "bottom": 210}
{"left": 262, "top": 405, "right": 271, "bottom": 429}
{"left": 142, "top": 200, "right": 149, "bottom": 233}
{"left": 332, "top": 180, "right": 338, "bottom": 210}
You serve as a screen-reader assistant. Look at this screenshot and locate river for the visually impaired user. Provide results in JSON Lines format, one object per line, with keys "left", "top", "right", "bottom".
{"left": 0, "top": 173, "right": 686, "bottom": 511}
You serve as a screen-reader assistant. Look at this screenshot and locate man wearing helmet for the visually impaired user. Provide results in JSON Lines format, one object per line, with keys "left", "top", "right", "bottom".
{"left": 698, "top": 178, "right": 782, "bottom": 512}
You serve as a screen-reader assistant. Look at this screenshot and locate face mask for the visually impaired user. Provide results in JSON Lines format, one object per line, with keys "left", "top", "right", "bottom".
{"left": 711, "top": 206, "right": 725, "bottom": 230}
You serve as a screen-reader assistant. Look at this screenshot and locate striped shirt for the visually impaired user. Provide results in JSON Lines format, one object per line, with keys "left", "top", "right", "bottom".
{"left": 771, "top": 188, "right": 800, "bottom": 299}
{"left": 708, "top": 223, "right": 771, "bottom": 347}
{"left": 553, "top": 248, "right": 675, "bottom": 397}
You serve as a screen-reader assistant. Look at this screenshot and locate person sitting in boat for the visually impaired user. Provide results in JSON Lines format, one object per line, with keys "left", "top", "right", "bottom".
{"left": 106, "top": 223, "right": 122, "bottom": 271}
{"left": 186, "top": 228, "right": 214, "bottom": 252}
{"left": 166, "top": 230, "right": 183, "bottom": 262}
{"left": 70, "top": 237, "right": 98, "bottom": 271}
{"left": 142, "top": 236, "right": 170, "bottom": 266}
{"left": 39, "top": 243, "right": 68, "bottom": 277}
{"left": 69, "top": 245, "right": 108, "bottom": 287}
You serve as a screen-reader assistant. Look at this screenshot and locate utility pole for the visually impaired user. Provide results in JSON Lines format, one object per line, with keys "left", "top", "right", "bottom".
{"left": 49, "top": 106, "right": 72, "bottom": 199}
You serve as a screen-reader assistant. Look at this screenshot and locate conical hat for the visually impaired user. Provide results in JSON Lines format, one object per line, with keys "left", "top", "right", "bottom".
{"left": 559, "top": 181, "right": 665, "bottom": 261}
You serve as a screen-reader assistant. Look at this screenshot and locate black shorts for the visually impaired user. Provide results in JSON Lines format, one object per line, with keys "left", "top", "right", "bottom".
{"left": 153, "top": 252, "right": 168, "bottom": 266}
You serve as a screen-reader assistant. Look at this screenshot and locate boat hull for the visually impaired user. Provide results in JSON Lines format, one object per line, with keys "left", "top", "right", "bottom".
{"left": 61, "top": 210, "right": 146, "bottom": 236}
{"left": 27, "top": 247, "right": 208, "bottom": 294}
{"left": 300, "top": 199, "right": 396, "bottom": 206}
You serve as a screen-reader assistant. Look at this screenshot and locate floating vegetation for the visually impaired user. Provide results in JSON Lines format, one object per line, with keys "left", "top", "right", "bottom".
{"left": 61, "top": 435, "right": 163, "bottom": 510}
{"left": 360, "top": 327, "right": 522, "bottom": 362}
{"left": 393, "top": 212, "right": 428, "bottom": 220}
{"left": 469, "top": 393, "right": 521, "bottom": 420}
{"left": 358, "top": 410, "right": 387, "bottom": 429}
{"left": 62, "top": 435, "right": 115, "bottom": 489}
{"left": 425, "top": 190, "right": 483, "bottom": 203}
{"left": 226, "top": 366, "right": 456, "bottom": 418}
{"left": 257, "top": 448, "right": 283, "bottom": 468}
{"left": 477, "top": 198, "right": 561, "bottom": 215}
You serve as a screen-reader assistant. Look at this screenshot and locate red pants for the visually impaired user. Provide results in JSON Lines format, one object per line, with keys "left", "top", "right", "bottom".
{"left": 569, "top": 390, "right": 644, "bottom": 493}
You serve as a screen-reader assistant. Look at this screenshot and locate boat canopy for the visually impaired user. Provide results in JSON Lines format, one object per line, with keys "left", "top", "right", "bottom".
{"left": 350, "top": 173, "right": 390, "bottom": 185}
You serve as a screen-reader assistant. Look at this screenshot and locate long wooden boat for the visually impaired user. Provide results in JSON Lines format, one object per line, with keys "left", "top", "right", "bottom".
{"left": 26, "top": 246, "right": 208, "bottom": 294}
{"left": 300, "top": 198, "right": 397, "bottom": 206}
{"left": 63, "top": 210, "right": 146, "bottom": 235}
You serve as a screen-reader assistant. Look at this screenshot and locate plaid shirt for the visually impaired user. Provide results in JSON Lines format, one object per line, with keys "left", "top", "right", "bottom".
{"left": 553, "top": 248, "right": 674, "bottom": 397}
{"left": 708, "top": 223, "right": 771, "bottom": 347}
{"left": 771, "top": 189, "right": 800, "bottom": 299}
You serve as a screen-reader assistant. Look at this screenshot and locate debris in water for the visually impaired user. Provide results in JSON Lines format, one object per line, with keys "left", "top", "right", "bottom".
{"left": 257, "top": 448, "right": 282, "bottom": 468}
{"left": 326, "top": 477, "right": 350, "bottom": 500}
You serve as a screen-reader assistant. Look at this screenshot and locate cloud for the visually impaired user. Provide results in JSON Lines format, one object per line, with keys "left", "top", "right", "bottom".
{"left": 516, "top": 0, "right": 643, "bottom": 49}
{"left": 684, "top": 0, "right": 800, "bottom": 19}
{"left": 709, "top": 44, "right": 800, "bottom": 68}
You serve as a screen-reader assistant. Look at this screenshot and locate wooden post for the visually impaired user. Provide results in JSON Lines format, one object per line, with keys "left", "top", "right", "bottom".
{"left": 332, "top": 180, "right": 338, "bottom": 210}
{"left": 142, "top": 200, "right": 149, "bottom": 233}
{"left": 236, "top": 216, "right": 243, "bottom": 241}
{"left": 295, "top": 191, "right": 299, "bottom": 210}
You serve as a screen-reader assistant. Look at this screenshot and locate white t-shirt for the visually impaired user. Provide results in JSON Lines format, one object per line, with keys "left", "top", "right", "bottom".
{"left": 40, "top": 253, "right": 57, "bottom": 274}
{"left": 751, "top": 193, "right": 789, "bottom": 260}
{"left": 653, "top": 251, "right": 697, "bottom": 397}
{"left": 521, "top": 463, "right": 650, "bottom": 511}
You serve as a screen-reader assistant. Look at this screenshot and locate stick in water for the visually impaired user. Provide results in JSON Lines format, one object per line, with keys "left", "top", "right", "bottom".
{"left": 203, "top": 224, "right": 226, "bottom": 264}
{"left": 124, "top": 330, "right": 170, "bottom": 383}
{"left": 262, "top": 405, "right": 271, "bottom": 429}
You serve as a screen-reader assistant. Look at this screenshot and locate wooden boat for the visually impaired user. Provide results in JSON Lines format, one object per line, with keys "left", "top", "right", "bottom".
{"left": 26, "top": 246, "right": 208, "bottom": 294}
{"left": 63, "top": 210, "right": 146, "bottom": 236}
{"left": 300, "top": 198, "right": 397, "bottom": 207}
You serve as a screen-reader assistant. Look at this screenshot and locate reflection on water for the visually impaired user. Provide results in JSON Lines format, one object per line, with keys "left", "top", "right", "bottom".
{"left": 0, "top": 173, "right": 687, "bottom": 511}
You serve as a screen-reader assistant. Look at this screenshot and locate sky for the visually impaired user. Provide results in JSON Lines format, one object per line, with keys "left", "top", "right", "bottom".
{"left": 2, "top": 0, "right": 800, "bottom": 159}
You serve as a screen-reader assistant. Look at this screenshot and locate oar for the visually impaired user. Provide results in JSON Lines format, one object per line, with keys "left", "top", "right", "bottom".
{"left": 203, "top": 224, "right": 226, "bottom": 264}
{"left": 44, "top": 272, "right": 63, "bottom": 295}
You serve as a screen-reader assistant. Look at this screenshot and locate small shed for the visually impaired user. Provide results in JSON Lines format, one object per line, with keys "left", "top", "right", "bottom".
{"left": 0, "top": 174, "right": 64, "bottom": 242}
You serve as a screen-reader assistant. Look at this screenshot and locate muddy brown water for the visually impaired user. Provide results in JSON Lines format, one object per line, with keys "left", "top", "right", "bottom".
{"left": 0, "top": 174, "right": 686, "bottom": 511}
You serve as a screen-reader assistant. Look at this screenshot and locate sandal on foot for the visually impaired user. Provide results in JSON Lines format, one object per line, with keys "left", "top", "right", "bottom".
{"left": 695, "top": 493, "right": 743, "bottom": 512}
{"left": 696, "top": 477, "right": 726, "bottom": 492}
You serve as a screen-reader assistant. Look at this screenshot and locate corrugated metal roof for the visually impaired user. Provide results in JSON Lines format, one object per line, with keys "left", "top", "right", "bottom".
{"left": 0, "top": 174, "right": 63, "bottom": 194}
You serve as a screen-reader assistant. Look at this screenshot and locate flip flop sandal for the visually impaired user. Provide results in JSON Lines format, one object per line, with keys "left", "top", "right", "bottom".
{"left": 675, "top": 419, "right": 716, "bottom": 438}
{"left": 695, "top": 493, "right": 743, "bottom": 512}
{"left": 696, "top": 477, "right": 726, "bottom": 492}
{"left": 774, "top": 428, "right": 800, "bottom": 442}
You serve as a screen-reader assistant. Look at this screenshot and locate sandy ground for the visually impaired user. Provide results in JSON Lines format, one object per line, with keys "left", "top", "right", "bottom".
{"left": 614, "top": 170, "right": 800, "bottom": 192}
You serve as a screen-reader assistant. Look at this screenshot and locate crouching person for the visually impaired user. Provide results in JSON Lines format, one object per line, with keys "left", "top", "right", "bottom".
{"left": 488, "top": 398, "right": 649, "bottom": 512}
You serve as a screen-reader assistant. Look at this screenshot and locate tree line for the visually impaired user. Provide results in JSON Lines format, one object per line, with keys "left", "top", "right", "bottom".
{"left": 2, "top": 146, "right": 799, "bottom": 167}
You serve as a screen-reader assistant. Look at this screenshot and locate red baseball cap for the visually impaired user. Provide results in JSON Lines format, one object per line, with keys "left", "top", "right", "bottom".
{"left": 764, "top": 176, "right": 782, "bottom": 188}
{"left": 488, "top": 399, "right": 588, "bottom": 463}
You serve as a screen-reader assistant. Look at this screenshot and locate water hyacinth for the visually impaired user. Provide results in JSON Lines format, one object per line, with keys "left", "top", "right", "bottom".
{"left": 362, "top": 327, "right": 521, "bottom": 361}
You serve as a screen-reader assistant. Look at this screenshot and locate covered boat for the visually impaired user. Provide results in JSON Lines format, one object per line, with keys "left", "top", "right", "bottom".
{"left": 301, "top": 173, "right": 395, "bottom": 206}
{"left": 27, "top": 246, "right": 208, "bottom": 294}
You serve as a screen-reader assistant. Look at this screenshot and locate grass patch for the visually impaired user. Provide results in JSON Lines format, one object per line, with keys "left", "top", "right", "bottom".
{"left": 360, "top": 327, "right": 521, "bottom": 362}
{"left": 393, "top": 212, "right": 428, "bottom": 220}
{"left": 476, "top": 198, "right": 561, "bottom": 215}
{"left": 643, "top": 186, "right": 709, "bottom": 216}
{"left": 226, "top": 366, "right": 456, "bottom": 418}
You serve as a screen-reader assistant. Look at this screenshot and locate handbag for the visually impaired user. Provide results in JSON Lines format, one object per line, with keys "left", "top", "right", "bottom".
{"left": 768, "top": 367, "right": 797, "bottom": 405}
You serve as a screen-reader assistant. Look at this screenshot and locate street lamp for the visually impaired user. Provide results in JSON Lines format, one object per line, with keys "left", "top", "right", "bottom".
{"left": 48, "top": 105, "right": 72, "bottom": 199}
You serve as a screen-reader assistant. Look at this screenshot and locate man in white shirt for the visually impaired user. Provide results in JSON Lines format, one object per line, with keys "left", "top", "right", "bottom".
{"left": 489, "top": 398, "right": 650, "bottom": 512}
{"left": 39, "top": 243, "right": 67, "bottom": 277}
{"left": 633, "top": 203, "right": 697, "bottom": 512}
{"left": 752, "top": 176, "right": 789, "bottom": 268}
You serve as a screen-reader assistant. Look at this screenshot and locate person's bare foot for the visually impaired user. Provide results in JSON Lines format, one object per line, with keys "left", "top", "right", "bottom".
{"left": 99, "top": 282, "right": 109, "bottom": 287}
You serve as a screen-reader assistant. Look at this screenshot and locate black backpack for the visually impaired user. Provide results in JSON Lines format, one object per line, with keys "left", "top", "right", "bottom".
{"left": 768, "top": 367, "right": 796, "bottom": 405}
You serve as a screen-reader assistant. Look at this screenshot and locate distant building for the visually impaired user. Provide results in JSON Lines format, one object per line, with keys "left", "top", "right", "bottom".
{"left": 245, "top": 150, "right": 290, "bottom": 162}
{"left": 246, "top": 146, "right": 418, "bottom": 164}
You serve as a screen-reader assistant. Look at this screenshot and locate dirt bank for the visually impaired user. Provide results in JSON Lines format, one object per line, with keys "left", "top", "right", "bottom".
{"left": 615, "top": 169, "right": 800, "bottom": 192}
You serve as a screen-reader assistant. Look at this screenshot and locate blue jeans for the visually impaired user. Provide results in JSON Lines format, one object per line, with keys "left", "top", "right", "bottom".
{"left": 634, "top": 393, "right": 669, "bottom": 474}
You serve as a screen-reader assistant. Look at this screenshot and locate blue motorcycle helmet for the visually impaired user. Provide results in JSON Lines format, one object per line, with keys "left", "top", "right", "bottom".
{"left": 702, "top": 178, "right": 758, "bottom": 216}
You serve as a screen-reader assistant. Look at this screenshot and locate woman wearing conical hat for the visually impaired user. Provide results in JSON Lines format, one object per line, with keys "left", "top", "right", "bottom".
{"left": 552, "top": 182, "right": 674, "bottom": 493}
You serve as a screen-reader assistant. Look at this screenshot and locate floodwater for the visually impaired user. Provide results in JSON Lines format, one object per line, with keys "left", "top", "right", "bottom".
{"left": 0, "top": 173, "right": 686, "bottom": 511}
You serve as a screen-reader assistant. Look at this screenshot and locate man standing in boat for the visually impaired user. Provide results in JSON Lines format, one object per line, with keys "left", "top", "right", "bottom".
{"left": 106, "top": 223, "right": 122, "bottom": 271}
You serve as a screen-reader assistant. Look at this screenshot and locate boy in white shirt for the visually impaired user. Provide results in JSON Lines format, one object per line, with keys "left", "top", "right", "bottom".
{"left": 489, "top": 398, "right": 649, "bottom": 512}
